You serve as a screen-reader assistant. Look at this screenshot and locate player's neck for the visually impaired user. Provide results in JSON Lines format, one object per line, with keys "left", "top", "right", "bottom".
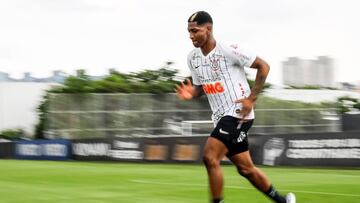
{"left": 201, "top": 38, "right": 216, "bottom": 56}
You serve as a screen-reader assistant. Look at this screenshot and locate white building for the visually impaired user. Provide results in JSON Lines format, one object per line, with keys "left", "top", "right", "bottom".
{"left": 0, "top": 82, "right": 58, "bottom": 136}
{"left": 282, "top": 56, "right": 335, "bottom": 88}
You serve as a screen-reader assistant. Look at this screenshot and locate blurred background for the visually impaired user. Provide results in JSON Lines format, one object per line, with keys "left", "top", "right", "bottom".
{"left": 0, "top": 0, "right": 360, "bottom": 202}
{"left": 0, "top": 0, "right": 359, "bottom": 168}
{"left": 1, "top": 0, "right": 359, "bottom": 139}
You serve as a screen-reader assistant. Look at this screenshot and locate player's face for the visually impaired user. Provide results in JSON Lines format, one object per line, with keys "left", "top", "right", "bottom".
{"left": 187, "top": 22, "right": 211, "bottom": 48}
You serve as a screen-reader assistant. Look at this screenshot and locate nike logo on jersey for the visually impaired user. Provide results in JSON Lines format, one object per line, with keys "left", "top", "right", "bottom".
{"left": 219, "top": 128, "right": 229, "bottom": 135}
{"left": 194, "top": 65, "right": 200, "bottom": 69}
{"left": 237, "top": 131, "right": 247, "bottom": 142}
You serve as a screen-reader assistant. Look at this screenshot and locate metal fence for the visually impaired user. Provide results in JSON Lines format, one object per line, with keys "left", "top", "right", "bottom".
{"left": 45, "top": 93, "right": 340, "bottom": 139}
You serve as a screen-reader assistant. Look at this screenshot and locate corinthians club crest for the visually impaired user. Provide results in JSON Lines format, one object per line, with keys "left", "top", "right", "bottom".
{"left": 210, "top": 57, "right": 221, "bottom": 71}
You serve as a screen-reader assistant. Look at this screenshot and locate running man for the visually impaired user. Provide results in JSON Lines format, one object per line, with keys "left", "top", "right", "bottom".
{"left": 175, "top": 11, "right": 296, "bottom": 203}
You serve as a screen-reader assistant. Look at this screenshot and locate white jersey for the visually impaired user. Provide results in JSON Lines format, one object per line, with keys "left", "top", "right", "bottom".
{"left": 187, "top": 42, "right": 256, "bottom": 124}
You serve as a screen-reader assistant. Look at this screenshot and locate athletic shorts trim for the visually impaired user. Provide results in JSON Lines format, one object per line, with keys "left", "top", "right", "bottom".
{"left": 210, "top": 116, "right": 254, "bottom": 158}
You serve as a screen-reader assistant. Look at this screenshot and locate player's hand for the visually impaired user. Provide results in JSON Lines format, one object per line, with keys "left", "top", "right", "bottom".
{"left": 234, "top": 98, "right": 255, "bottom": 122}
{"left": 175, "top": 79, "right": 195, "bottom": 100}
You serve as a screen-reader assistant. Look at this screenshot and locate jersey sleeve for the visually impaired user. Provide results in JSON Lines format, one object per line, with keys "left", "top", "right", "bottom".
{"left": 187, "top": 52, "right": 201, "bottom": 85}
{"left": 229, "top": 44, "right": 257, "bottom": 68}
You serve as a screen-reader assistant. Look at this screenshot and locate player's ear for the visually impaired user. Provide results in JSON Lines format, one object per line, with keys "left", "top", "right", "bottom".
{"left": 206, "top": 23, "right": 213, "bottom": 32}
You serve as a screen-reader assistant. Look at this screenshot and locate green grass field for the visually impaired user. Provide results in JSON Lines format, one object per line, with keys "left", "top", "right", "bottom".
{"left": 0, "top": 160, "right": 359, "bottom": 203}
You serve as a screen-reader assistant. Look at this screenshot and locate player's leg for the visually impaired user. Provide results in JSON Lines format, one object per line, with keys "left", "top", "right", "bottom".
{"left": 231, "top": 151, "right": 272, "bottom": 191}
{"left": 230, "top": 151, "right": 295, "bottom": 203}
{"left": 203, "top": 137, "right": 228, "bottom": 203}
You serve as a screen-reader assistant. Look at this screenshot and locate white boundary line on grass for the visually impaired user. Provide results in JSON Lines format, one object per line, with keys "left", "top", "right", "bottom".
{"left": 226, "top": 172, "right": 360, "bottom": 179}
{"left": 286, "top": 172, "right": 360, "bottom": 178}
{"left": 131, "top": 179, "right": 360, "bottom": 197}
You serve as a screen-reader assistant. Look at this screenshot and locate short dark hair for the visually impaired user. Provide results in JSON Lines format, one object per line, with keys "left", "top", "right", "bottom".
{"left": 188, "top": 11, "right": 213, "bottom": 25}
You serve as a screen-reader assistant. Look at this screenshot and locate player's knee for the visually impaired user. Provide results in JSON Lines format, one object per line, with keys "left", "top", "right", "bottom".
{"left": 202, "top": 154, "right": 219, "bottom": 169}
{"left": 237, "top": 166, "right": 256, "bottom": 178}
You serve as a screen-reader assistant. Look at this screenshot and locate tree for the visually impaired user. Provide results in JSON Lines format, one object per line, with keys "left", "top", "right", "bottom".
{"left": 335, "top": 96, "right": 360, "bottom": 113}
{"left": 92, "top": 74, "right": 132, "bottom": 93}
{"left": 0, "top": 129, "right": 24, "bottom": 140}
{"left": 60, "top": 69, "right": 94, "bottom": 93}
{"left": 34, "top": 93, "right": 50, "bottom": 139}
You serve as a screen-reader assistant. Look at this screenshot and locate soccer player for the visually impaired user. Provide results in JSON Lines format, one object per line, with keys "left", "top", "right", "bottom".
{"left": 175, "top": 11, "right": 296, "bottom": 203}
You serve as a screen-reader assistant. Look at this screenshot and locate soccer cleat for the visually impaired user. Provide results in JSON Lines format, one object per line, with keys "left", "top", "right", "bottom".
{"left": 286, "top": 192, "right": 296, "bottom": 203}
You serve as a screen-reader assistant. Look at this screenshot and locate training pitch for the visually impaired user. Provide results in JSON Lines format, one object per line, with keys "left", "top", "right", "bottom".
{"left": 0, "top": 160, "right": 359, "bottom": 203}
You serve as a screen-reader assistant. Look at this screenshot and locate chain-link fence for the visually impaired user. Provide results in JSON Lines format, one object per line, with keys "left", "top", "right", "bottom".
{"left": 45, "top": 93, "right": 340, "bottom": 139}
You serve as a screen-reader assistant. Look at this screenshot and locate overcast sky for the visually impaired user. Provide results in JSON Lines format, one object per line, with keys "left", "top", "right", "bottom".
{"left": 0, "top": 0, "right": 359, "bottom": 85}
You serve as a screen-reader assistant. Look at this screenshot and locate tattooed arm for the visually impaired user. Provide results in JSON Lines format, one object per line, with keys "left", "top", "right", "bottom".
{"left": 235, "top": 56, "right": 270, "bottom": 120}
{"left": 248, "top": 57, "right": 270, "bottom": 102}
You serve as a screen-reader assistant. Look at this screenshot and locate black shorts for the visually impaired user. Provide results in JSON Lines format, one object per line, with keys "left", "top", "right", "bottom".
{"left": 210, "top": 116, "right": 254, "bottom": 158}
